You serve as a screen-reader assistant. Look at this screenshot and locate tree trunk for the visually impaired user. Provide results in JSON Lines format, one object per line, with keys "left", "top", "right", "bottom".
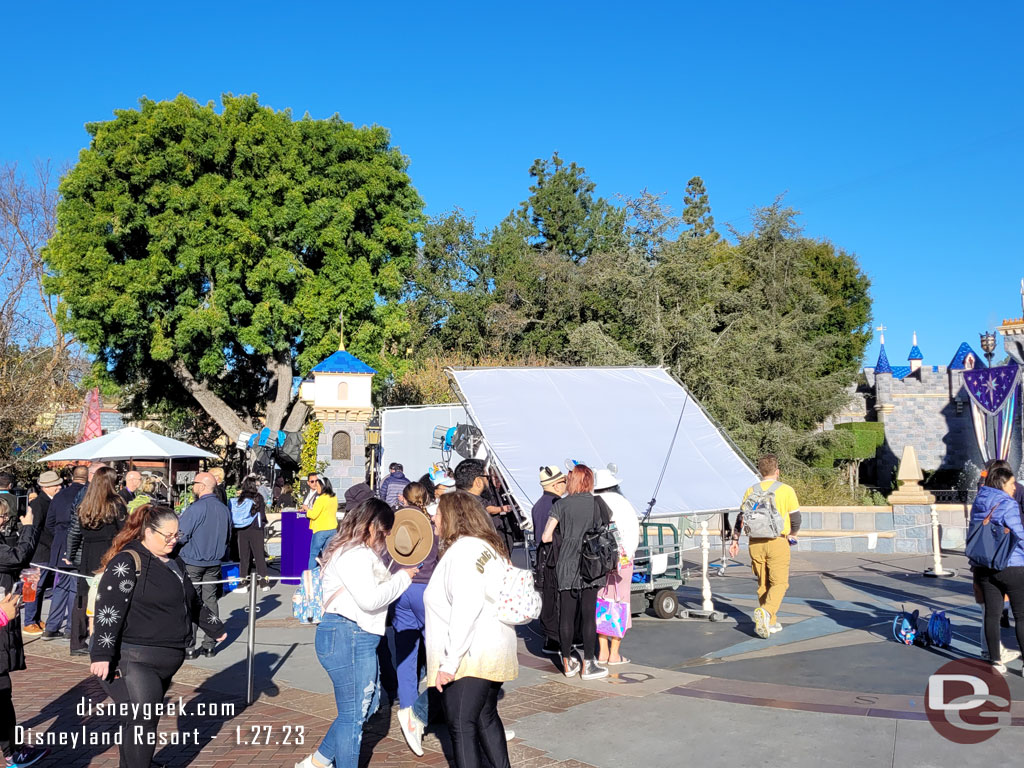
{"left": 264, "top": 350, "right": 295, "bottom": 432}
{"left": 283, "top": 400, "right": 309, "bottom": 432}
{"left": 170, "top": 359, "right": 255, "bottom": 439}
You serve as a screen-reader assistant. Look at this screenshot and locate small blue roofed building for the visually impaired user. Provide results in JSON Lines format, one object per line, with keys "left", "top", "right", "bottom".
{"left": 299, "top": 341, "right": 377, "bottom": 495}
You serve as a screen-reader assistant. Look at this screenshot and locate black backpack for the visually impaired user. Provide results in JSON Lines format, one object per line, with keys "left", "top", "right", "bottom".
{"left": 580, "top": 498, "right": 617, "bottom": 584}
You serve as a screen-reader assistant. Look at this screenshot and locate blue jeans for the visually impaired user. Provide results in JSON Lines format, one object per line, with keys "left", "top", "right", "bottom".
{"left": 46, "top": 570, "right": 77, "bottom": 633}
{"left": 315, "top": 614, "right": 381, "bottom": 768}
{"left": 309, "top": 530, "right": 334, "bottom": 571}
{"left": 393, "top": 582, "right": 426, "bottom": 710}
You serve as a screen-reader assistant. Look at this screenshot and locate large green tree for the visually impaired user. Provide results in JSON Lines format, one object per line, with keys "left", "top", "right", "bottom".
{"left": 46, "top": 94, "right": 423, "bottom": 438}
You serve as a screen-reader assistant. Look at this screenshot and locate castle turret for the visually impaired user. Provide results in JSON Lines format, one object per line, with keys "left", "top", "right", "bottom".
{"left": 908, "top": 332, "right": 923, "bottom": 373}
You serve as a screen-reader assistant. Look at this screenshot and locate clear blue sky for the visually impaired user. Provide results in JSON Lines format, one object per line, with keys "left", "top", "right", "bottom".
{"left": 3, "top": 2, "right": 1022, "bottom": 367}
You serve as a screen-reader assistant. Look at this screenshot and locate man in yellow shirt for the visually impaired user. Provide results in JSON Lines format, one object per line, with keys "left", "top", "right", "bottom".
{"left": 728, "top": 455, "right": 801, "bottom": 639}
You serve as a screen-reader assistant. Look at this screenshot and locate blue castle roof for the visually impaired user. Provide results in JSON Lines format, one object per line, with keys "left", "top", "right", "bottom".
{"left": 908, "top": 345, "right": 923, "bottom": 360}
{"left": 874, "top": 344, "right": 893, "bottom": 374}
{"left": 948, "top": 342, "right": 987, "bottom": 370}
{"left": 890, "top": 366, "right": 913, "bottom": 380}
{"left": 310, "top": 350, "right": 377, "bottom": 375}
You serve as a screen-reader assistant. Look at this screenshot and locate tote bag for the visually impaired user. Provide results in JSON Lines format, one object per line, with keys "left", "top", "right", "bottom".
{"left": 966, "top": 510, "right": 1020, "bottom": 570}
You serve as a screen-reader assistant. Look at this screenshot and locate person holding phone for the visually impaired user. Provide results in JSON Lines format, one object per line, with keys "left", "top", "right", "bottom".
{"left": 0, "top": 494, "right": 49, "bottom": 767}
{"left": 90, "top": 505, "right": 226, "bottom": 768}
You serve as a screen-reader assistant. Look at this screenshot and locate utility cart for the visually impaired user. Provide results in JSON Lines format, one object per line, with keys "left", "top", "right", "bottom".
{"left": 630, "top": 521, "right": 688, "bottom": 618}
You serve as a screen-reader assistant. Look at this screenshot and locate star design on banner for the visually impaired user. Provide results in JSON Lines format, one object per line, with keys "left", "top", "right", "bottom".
{"left": 96, "top": 606, "right": 120, "bottom": 626}
{"left": 984, "top": 375, "right": 998, "bottom": 398}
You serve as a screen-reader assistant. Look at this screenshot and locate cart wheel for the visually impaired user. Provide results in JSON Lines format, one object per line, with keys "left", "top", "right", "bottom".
{"left": 653, "top": 589, "right": 678, "bottom": 620}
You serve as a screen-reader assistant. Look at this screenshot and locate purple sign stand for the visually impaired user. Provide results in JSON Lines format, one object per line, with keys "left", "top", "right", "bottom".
{"left": 280, "top": 511, "right": 311, "bottom": 585}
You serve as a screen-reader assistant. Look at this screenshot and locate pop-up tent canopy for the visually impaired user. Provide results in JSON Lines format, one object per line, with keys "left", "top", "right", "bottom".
{"left": 447, "top": 367, "right": 758, "bottom": 519}
{"left": 380, "top": 404, "right": 468, "bottom": 477}
{"left": 38, "top": 426, "right": 218, "bottom": 462}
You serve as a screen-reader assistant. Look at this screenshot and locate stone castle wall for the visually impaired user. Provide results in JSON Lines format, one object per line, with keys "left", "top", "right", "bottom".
{"left": 870, "top": 365, "right": 982, "bottom": 481}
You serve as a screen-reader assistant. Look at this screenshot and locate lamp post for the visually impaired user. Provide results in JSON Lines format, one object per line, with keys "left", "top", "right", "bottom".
{"left": 366, "top": 414, "right": 381, "bottom": 490}
{"left": 980, "top": 331, "right": 997, "bottom": 367}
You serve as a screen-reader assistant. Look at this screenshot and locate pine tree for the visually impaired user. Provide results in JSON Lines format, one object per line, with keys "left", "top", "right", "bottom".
{"left": 682, "top": 176, "right": 718, "bottom": 241}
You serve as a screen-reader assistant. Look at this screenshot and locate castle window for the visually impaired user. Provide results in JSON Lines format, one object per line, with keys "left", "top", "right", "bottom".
{"left": 332, "top": 431, "right": 351, "bottom": 461}
{"left": 337, "top": 381, "right": 349, "bottom": 400}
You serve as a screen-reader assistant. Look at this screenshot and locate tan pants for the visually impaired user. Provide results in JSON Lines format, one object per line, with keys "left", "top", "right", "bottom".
{"left": 749, "top": 536, "right": 791, "bottom": 623}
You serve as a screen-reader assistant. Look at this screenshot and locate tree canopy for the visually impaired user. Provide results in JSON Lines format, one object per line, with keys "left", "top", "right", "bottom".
{"left": 45, "top": 94, "right": 423, "bottom": 438}
{"left": 405, "top": 160, "right": 873, "bottom": 495}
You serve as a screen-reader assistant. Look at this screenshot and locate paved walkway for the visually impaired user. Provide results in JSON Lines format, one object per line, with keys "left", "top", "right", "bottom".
{"left": 12, "top": 551, "right": 1024, "bottom": 766}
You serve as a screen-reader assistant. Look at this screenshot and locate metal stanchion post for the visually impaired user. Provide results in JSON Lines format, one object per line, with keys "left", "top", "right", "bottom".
{"left": 700, "top": 519, "right": 713, "bottom": 612}
{"left": 677, "top": 516, "right": 725, "bottom": 621}
{"left": 924, "top": 504, "right": 957, "bottom": 578}
{"left": 246, "top": 574, "right": 257, "bottom": 704}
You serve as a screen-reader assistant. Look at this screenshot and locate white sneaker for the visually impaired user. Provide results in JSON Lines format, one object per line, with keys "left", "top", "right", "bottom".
{"left": 753, "top": 607, "right": 770, "bottom": 639}
{"left": 397, "top": 707, "right": 424, "bottom": 756}
{"left": 294, "top": 756, "right": 327, "bottom": 768}
{"left": 1001, "top": 647, "right": 1022, "bottom": 664}
{"left": 235, "top": 585, "right": 249, "bottom": 595}
{"left": 581, "top": 660, "right": 609, "bottom": 680}
{"left": 769, "top": 623, "right": 783, "bottom": 634}
{"left": 260, "top": 584, "right": 271, "bottom": 592}
{"left": 994, "top": 661, "right": 1008, "bottom": 675}
{"left": 504, "top": 729, "right": 515, "bottom": 741}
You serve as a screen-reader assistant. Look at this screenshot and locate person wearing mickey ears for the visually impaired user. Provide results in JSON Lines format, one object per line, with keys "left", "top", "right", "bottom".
{"left": 89, "top": 505, "right": 226, "bottom": 768}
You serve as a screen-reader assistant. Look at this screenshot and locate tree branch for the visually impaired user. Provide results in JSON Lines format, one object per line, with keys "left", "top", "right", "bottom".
{"left": 170, "top": 359, "right": 255, "bottom": 439}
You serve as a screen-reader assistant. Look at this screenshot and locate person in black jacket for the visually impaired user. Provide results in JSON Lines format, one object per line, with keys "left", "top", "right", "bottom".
{"left": 66, "top": 467, "right": 126, "bottom": 654}
{"left": 0, "top": 492, "right": 49, "bottom": 767}
{"left": 23, "top": 470, "right": 62, "bottom": 635}
{"left": 90, "top": 504, "right": 226, "bottom": 768}
{"left": 41, "top": 466, "right": 87, "bottom": 640}
{"left": 531, "top": 466, "right": 567, "bottom": 656}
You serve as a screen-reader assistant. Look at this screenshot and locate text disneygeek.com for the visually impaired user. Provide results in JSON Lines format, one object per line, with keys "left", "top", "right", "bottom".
{"left": 14, "top": 697, "right": 305, "bottom": 749}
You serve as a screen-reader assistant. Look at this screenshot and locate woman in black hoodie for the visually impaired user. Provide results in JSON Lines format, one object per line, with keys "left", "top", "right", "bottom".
{"left": 89, "top": 505, "right": 226, "bottom": 768}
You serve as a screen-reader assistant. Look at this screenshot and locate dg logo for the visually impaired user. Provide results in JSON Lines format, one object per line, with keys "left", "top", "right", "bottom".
{"left": 926, "top": 659, "right": 1011, "bottom": 744}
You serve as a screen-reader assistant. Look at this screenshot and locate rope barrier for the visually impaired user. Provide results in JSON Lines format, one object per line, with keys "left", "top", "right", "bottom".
{"left": 29, "top": 563, "right": 299, "bottom": 586}
{"left": 630, "top": 521, "right": 970, "bottom": 563}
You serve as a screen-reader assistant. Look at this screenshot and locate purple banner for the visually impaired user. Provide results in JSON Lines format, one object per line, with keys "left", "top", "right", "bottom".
{"left": 964, "top": 363, "right": 1021, "bottom": 415}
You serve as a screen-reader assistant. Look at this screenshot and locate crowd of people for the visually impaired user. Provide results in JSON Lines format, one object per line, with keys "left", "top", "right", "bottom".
{"left": 0, "top": 444, "right": 1021, "bottom": 768}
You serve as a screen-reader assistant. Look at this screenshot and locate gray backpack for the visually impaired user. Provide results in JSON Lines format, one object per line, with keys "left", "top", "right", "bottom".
{"left": 741, "top": 481, "right": 784, "bottom": 538}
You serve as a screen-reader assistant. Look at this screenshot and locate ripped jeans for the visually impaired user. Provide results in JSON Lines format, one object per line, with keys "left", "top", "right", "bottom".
{"left": 315, "top": 613, "right": 381, "bottom": 767}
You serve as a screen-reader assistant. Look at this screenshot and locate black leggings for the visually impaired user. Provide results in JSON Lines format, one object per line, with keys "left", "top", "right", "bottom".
{"left": 101, "top": 644, "right": 185, "bottom": 768}
{"left": 237, "top": 526, "right": 267, "bottom": 582}
{"left": 559, "top": 586, "right": 598, "bottom": 661}
{"left": 443, "top": 677, "right": 509, "bottom": 768}
{"left": 975, "top": 566, "right": 1024, "bottom": 662}
{"left": 0, "top": 673, "right": 14, "bottom": 759}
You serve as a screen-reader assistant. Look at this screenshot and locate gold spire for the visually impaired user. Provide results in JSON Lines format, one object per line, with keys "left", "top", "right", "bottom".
{"left": 338, "top": 310, "right": 345, "bottom": 351}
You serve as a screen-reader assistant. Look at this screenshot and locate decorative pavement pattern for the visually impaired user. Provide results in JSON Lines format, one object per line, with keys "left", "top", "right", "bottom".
{"left": 13, "top": 552, "right": 1024, "bottom": 766}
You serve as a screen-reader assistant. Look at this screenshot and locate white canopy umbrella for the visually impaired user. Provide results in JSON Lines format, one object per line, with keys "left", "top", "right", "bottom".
{"left": 38, "top": 426, "right": 218, "bottom": 462}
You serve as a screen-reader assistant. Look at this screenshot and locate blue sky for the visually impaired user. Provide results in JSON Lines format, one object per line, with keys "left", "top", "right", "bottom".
{"left": 3, "top": 2, "right": 1022, "bottom": 367}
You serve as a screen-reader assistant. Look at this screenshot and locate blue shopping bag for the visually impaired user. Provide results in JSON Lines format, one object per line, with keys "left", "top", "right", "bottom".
{"left": 966, "top": 511, "right": 1019, "bottom": 570}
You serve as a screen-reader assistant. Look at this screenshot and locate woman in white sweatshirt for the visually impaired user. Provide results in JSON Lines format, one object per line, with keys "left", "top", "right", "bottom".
{"left": 424, "top": 490, "right": 518, "bottom": 768}
{"left": 295, "top": 499, "right": 417, "bottom": 768}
